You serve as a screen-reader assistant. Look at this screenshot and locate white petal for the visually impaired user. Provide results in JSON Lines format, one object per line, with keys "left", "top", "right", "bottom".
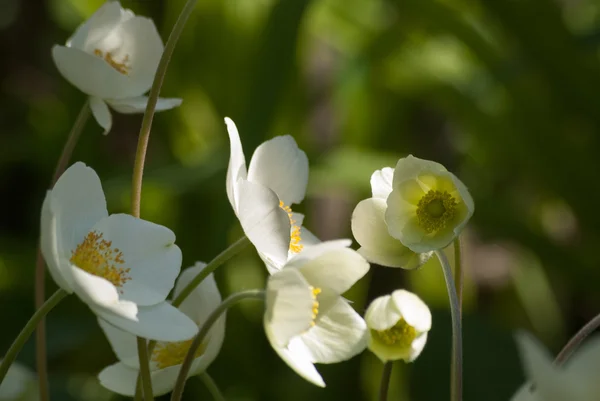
{"left": 0, "top": 360, "right": 34, "bottom": 400}
{"left": 265, "top": 268, "right": 315, "bottom": 347}
{"left": 224, "top": 117, "right": 248, "bottom": 211}
{"left": 107, "top": 96, "right": 182, "bottom": 114}
{"left": 89, "top": 96, "right": 112, "bottom": 134}
{"left": 237, "top": 179, "right": 291, "bottom": 267}
{"left": 511, "top": 384, "right": 539, "bottom": 401}
{"left": 52, "top": 45, "right": 132, "bottom": 99}
{"left": 299, "top": 299, "right": 367, "bottom": 364}
{"left": 391, "top": 290, "right": 431, "bottom": 332}
{"left": 89, "top": 214, "right": 182, "bottom": 306}
{"left": 371, "top": 167, "right": 394, "bottom": 199}
{"left": 450, "top": 173, "right": 475, "bottom": 236}
{"left": 300, "top": 227, "right": 320, "bottom": 248}
{"left": 364, "top": 295, "right": 399, "bottom": 331}
{"left": 391, "top": 155, "right": 448, "bottom": 188}
{"left": 191, "top": 312, "right": 226, "bottom": 376}
{"left": 407, "top": 332, "right": 428, "bottom": 362}
{"left": 286, "top": 239, "right": 352, "bottom": 267}
{"left": 174, "top": 262, "right": 222, "bottom": 325}
{"left": 93, "top": 301, "right": 198, "bottom": 342}
{"left": 385, "top": 189, "right": 423, "bottom": 243}
{"left": 559, "top": 336, "right": 600, "bottom": 396}
{"left": 67, "top": 2, "right": 123, "bottom": 50}
{"left": 68, "top": 264, "right": 120, "bottom": 308}
{"left": 247, "top": 135, "right": 309, "bottom": 205}
{"left": 97, "top": 318, "right": 139, "bottom": 368}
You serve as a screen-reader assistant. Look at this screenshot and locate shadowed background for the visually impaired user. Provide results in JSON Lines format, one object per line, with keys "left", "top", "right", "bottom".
{"left": 1, "top": 0, "right": 600, "bottom": 399}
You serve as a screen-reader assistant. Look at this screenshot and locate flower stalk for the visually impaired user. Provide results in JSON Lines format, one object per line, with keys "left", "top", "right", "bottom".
{"left": 137, "top": 338, "right": 154, "bottom": 401}
{"left": 379, "top": 362, "right": 393, "bottom": 401}
{"left": 200, "top": 373, "right": 226, "bottom": 401}
{"left": 554, "top": 313, "right": 600, "bottom": 366}
{"left": 453, "top": 238, "right": 463, "bottom": 318}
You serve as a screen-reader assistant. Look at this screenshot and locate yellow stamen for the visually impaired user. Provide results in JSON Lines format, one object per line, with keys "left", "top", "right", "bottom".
{"left": 279, "top": 200, "right": 303, "bottom": 253}
{"left": 94, "top": 49, "right": 130, "bottom": 75}
{"left": 372, "top": 318, "right": 416, "bottom": 347}
{"left": 151, "top": 339, "right": 206, "bottom": 369}
{"left": 416, "top": 190, "right": 458, "bottom": 233}
{"left": 309, "top": 286, "right": 322, "bottom": 327}
{"left": 70, "top": 231, "right": 130, "bottom": 289}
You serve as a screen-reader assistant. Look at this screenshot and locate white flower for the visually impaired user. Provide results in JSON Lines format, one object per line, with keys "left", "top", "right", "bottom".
{"left": 511, "top": 332, "right": 600, "bottom": 401}
{"left": 0, "top": 361, "right": 36, "bottom": 401}
{"left": 52, "top": 1, "right": 181, "bottom": 134}
{"left": 352, "top": 167, "right": 433, "bottom": 269}
{"left": 40, "top": 162, "right": 196, "bottom": 342}
{"left": 224, "top": 117, "right": 310, "bottom": 274}
{"left": 385, "top": 155, "right": 474, "bottom": 253}
{"left": 364, "top": 290, "right": 431, "bottom": 363}
{"left": 264, "top": 240, "right": 370, "bottom": 387}
{"left": 98, "top": 262, "right": 225, "bottom": 396}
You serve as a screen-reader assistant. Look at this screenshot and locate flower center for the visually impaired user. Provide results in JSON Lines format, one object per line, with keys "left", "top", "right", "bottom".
{"left": 69, "top": 231, "right": 130, "bottom": 288}
{"left": 279, "top": 201, "right": 303, "bottom": 253}
{"left": 372, "top": 318, "right": 416, "bottom": 347}
{"left": 416, "top": 190, "right": 457, "bottom": 233}
{"left": 309, "top": 286, "right": 322, "bottom": 327}
{"left": 151, "top": 339, "right": 206, "bottom": 369}
{"left": 94, "top": 49, "right": 130, "bottom": 75}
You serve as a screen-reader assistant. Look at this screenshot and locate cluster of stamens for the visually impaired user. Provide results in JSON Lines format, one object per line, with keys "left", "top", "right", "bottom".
{"left": 70, "top": 231, "right": 130, "bottom": 289}
{"left": 372, "top": 318, "right": 416, "bottom": 347}
{"left": 416, "top": 189, "right": 458, "bottom": 233}
{"left": 309, "top": 286, "right": 322, "bottom": 327}
{"left": 279, "top": 201, "right": 303, "bottom": 253}
{"left": 151, "top": 339, "right": 206, "bottom": 369}
{"left": 94, "top": 49, "right": 131, "bottom": 75}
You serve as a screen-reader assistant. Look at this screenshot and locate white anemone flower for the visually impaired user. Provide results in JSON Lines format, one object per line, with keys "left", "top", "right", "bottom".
{"left": 351, "top": 167, "right": 433, "bottom": 269}
{"left": 224, "top": 117, "right": 310, "bottom": 274}
{"left": 264, "top": 240, "right": 370, "bottom": 387}
{"left": 52, "top": 1, "right": 181, "bottom": 134}
{"left": 512, "top": 332, "right": 600, "bottom": 401}
{"left": 98, "top": 262, "right": 225, "bottom": 396}
{"left": 385, "top": 155, "right": 474, "bottom": 253}
{"left": 40, "top": 162, "right": 197, "bottom": 342}
{"left": 0, "top": 361, "right": 36, "bottom": 401}
{"left": 364, "top": 290, "right": 431, "bottom": 363}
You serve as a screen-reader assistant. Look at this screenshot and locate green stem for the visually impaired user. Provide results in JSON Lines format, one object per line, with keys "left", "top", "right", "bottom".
{"left": 435, "top": 250, "right": 463, "bottom": 401}
{"left": 35, "top": 100, "right": 90, "bottom": 401}
{"left": 130, "top": 0, "right": 199, "bottom": 217}
{"left": 170, "top": 290, "right": 265, "bottom": 401}
{"left": 453, "top": 237, "right": 463, "bottom": 319}
{"left": 378, "top": 362, "right": 393, "bottom": 401}
{"left": 554, "top": 313, "right": 600, "bottom": 366}
{"left": 200, "top": 373, "right": 226, "bottom": 401}
{"left": 0, "top": 289, "right": 68, "bottom": 385}
{"left": 137, "top": 338, "right": 154, "bottom": 401}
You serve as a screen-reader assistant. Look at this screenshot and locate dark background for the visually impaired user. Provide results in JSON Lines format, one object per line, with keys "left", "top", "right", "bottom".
{"left": 1, "top": 0, "right": 600, "bottom": 399}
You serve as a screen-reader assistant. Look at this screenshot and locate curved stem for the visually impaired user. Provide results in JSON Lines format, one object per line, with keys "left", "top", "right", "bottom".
{"left": 1, "top": 289, "right": 68, "bottom": 385}
{"left": 35, "top": 100, "right": 90, "bottom": 401}
{"left": 435, "top": 250, "right": 463, "bottom": 401}
{"left": 378, "top": 362, "right": 393, "bottom": 401}
{"left": 137, "top": 338, "right": 154, "bottom": 401}
{"left": 200, "top": 373, "right": 226, "bottom": 401}
{"left": 130, "top": 0, "right": 198, "bottom": 217}
{"left": 555, "top": 314, "right": 600, "bottom": 366}
{"left": 453, "top": 238, "right": 463, "bottom": 319}
{"left": 170, "top": 290, "right": 265, "bottom": 401}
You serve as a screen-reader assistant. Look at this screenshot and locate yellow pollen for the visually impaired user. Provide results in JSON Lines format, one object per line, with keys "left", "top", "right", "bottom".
{"left": 279, "top": 201, "right": 303, "bottom": 253}
{"left": 416, "top": 190, "right": 458, "bottom": 233}
{"left": 70, "top": 231, "right": 130, "bottom": 288}
{"left": 94, "top": 49, "right": 130, "bottom": 75}
{"left": 372, "top": 318, "right": 416, "bottom": 347}
{"left": 151, "top": 339, "right": 206, "bottom": 369}
{"left": 309, "top": 286, "right": 322, "bottom": 327}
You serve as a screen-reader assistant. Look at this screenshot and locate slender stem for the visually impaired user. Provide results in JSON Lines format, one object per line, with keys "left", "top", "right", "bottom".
{"left": 137, "top": 338, "right": 154, "bottom": 401}
{"left": 130, "top": 0, "right": 198, "bottom": 217}
{"left": 0, "top": 289, "right": 68, "bottom": 385}
{"left": 453, "top": 237, "right": 463, "bottom": 319}
{"left": 200, "top": 373, "right": 226, "bottom": 401}
{"left": 170, "top": 290, "right": 265, "bottom": 401}
{"left": 555, "top": 313, "right": 600, "bottom": 366}
{"left": 35, "top": 100, "right": 90, "bottom": 401}
{"left": 378, "top": 362, "right": 393, "bottom": 401}
{"left": 435, "top": 250, "right": 463, "bottom": 401}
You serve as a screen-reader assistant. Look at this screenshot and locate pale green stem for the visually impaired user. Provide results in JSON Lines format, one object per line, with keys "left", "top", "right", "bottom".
{"left": 453, "top": 237, "right": 463, "bottom": 319}
{"left": 378, "top": 362, "right": 393, "bottom": 401}
{"left": 137, "top": 338, "right": 154, "bottom": 401}
{"left": 170, "top": 290, "right": 265, "bottom": 401}
{"left": 0, "top": 289, "right": 68, "bottom": 385}
{"left": 35, "top": 99, "right": 90, "bottom": 401}
{"left": 200, "top": 373, "right": 226, "bottom": 401}
{"left": 435, "top": 249, "right": 463, "bottom": 401}
{"left": 555, "top": 313, "right": 600, "bottom": 366}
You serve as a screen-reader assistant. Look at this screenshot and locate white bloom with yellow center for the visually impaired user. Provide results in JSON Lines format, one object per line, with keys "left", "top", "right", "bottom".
{"left": 40, "top": 162, "right": 197, "bottom": 342}
{"left": 52, "top": 1, "right": 181, "bottom": 134}
{"left": 225, "top": 117, "right": 310, "bottom": 274}
{"left": 385, "top": 155, "right": 474, "bottom": 253}
{"left": 364, "top": 290, "right": 431, "bottom": 363}
{"left": 512, "top": 332, "right": 600, "bottom": 401}
{"left": 264, "top": 240, "right": 370, "bottom": 387}
{"left": 352, "top": 167, "right": 433, "bottom": 269}
{"left": 97, "top": 262, "right": 225, "bottom": 396}
{"left": 0, "top": 360, "right": 36, "bottom": 401}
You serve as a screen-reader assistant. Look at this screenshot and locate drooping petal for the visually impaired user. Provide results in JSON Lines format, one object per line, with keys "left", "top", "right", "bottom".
{"left": 89, "top": 96, "right": 112, "bottom": 134}
{"left": 391, "top": 290, "right": 431, "bottom": 332}
{"left": 299, "top": 299, "right": 367, "bottom": 364}
{"left": 67, "top": 2, "right": 123, "bottom": 50}
{"left": 174, "top": 262, "right": 222, "bottom": 325}
{"left": 224, "top": 117, "right": 248, "bottom": 211}
{"left": 391, "top": 155, "right": 448, "bottom": 189}
{"left": 370, "top": 167, "right": 394, "bottom": 199}
{"left": 247, "top": 135, "right": 309, "bottom": 206}
{"left": 364, "top": 295, "right": 398, "bottom": 331}
{"left": 98, "top": 318, "right": 139, "bottom": 368}
{"left": 88, "top": 213, "right": 182, "bottom": 306}
{"left": 107, "top": 96, "right": 182, "bottom": 114}
{"left": 286, "top": 239, "right": 351, "bottom": 267}
{"left": 511, "top": 384, "right": 539, "bottom": 401}
{"left": 236, "top": 179, "right": 291, "bottom": 267}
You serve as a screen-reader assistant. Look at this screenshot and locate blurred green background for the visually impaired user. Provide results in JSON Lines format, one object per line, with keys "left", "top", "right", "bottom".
{"left": 2, "top": 0, "right": 600, "bottom": 399}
